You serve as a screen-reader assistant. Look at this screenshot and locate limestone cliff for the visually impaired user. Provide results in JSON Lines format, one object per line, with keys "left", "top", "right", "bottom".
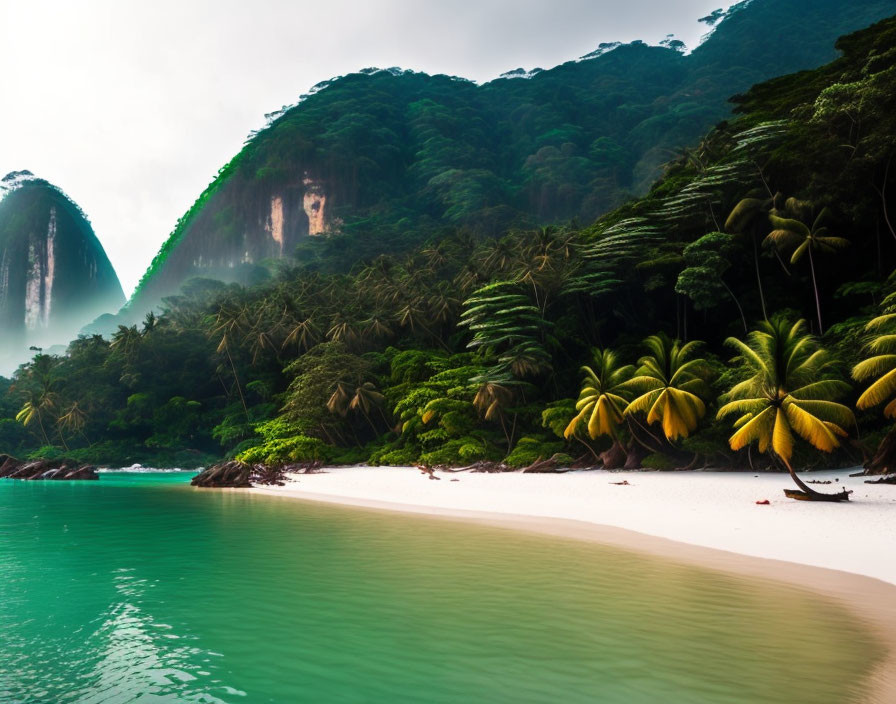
{"left": 0, "top": 172, "right": 125, "bottom": 365}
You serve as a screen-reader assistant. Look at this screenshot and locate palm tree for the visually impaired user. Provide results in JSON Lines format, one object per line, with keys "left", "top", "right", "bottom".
{"left": 327, "top": 314, "right": 360, "bottom": 348}
{"left": 852, "top": 297, "right": 896, "bottom": 474}
{"left": 16, "top": 392, "right": 54, "bottom": 447}
{"left": 110, "top": 324, "right": 142, "bottom": 360}
{"left": 725, "top": 193, "right": 779, "bottom": 320}
{"left": 282, "top": 315, "right": 321, "bottom": 353}
{"left": 717, "top": 316, "right": 854, "bottom": 500}
{"left": 360, "top": 313, "right": 394, "bottom": 344}
{"left": 58, "top": 401, "right": 88, "bottom": 446}
{"left": 210, "top": 301, "right": 250, "bottom": 418}
{"left": 473, "top": 378, "right": 517, "bottom": 446}
{"left": 852, "top": 297, "right": 896, "bottom": 416}
{"left": 141, "top": 311, "right": 160, "bottom": 335}
{"left": 764, "top": 206, "right": 849, "bottom": 334}
{"left": 564, "top": 349, "right": 633, "bottom": 440}
{"left": 14, "top": 354, "right": 62, "bottom": 447}
{"left": 349, "top": 382, "right": 388, "bottom": 433}
{"left": 623, "top": 334, "right": 710, "bottom": 442}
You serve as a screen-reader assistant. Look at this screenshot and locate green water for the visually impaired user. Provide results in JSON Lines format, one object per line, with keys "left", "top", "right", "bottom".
{"left": 0, "top": 472, "right": 880, "bottom": 703}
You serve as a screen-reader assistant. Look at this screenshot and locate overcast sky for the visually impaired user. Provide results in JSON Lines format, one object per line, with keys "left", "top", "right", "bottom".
{"left": 0, "top": 0, "right": 733, "bottom": 296}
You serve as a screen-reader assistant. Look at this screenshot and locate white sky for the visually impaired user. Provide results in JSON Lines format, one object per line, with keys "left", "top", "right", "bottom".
{"left": 0, "top": 1, "right": 732, "bottom": 296}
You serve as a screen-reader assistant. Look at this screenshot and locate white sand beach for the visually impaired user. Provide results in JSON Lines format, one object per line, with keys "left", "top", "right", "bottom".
{"left": 252, "top": 466, "right": 896, "bottom": 584}
{"left": 249, "top": 466, "right": 896, "bottom": 702}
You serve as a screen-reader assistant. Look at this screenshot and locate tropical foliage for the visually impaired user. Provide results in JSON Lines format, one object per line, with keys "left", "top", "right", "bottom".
{"left": 0, "top": 15, "right": 894, "bottom": 481}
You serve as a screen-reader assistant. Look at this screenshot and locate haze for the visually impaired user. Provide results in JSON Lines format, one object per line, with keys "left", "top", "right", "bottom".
{"left": 0, "top": 0, "right": 732, "bottom": 296}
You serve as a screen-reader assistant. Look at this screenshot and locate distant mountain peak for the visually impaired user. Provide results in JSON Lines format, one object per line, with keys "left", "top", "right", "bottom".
{"left": 0, "top": 170, "right": 38, "bottom": 194}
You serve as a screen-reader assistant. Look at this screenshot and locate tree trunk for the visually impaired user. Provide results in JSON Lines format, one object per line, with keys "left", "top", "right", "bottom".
{"left": 721, "top": 279, "right": 748, "bottom": 333}
{"left": 599, "top": 441, "right": 627, "bottom": 469}
{"left": 863, "top": 426, "right": 896, "bottom": 475}
{"left": 623, "top": 444, "right": 648, "bottom": 470}
{"left": 808, "top": 245, "right": 824, "bottom": 335}
{"left": 226, "top": 345, "right": 250, "bottom": 419}
{"left": 782, "top": 457, "right": 850, "bottom": 501}
{"left": 752, "top": 233, "right": 768, "bottom": 321}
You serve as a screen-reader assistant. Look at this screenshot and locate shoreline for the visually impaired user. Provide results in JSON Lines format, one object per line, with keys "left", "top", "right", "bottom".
{"left": 244, "top": 466, "right": 896, "bottom": 702}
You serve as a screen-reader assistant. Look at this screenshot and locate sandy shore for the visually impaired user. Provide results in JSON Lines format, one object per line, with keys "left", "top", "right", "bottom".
{"left": 248, "top": 466, "right": 896, "bottom": 702}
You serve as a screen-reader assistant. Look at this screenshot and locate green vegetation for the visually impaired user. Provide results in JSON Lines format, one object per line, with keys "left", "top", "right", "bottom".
{"left": 127, "top": 0, "right": 895, "bottom": 310}
{"left": 0, "top": 14, "right": 894, "bottom": 484}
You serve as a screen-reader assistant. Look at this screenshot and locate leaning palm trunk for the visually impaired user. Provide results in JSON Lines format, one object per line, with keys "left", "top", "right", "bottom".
{"left": 780, "top": 457, "right": 851, "bottom": 501}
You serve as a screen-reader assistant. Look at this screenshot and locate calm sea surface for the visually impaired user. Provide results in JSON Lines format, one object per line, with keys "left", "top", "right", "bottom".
{"left": 0, "top": 472, "right": 880, "bottom": 703}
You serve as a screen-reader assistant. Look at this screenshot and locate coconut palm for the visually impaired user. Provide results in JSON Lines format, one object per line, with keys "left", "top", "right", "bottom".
{"left": 725, "top": 193, "right": 781, "bottom": 320}
{"left": 852, "top": 290, "right": 896, "bottom": 473}
{"left": 110, "top": 325, "right": 142, "bottom": 360}
{"left": 764, "top": 206, "right": 849, "bottom": 334}
{"left": 14, "top": 354, "right": 62, "bottom": 447}
{"left": 16, "top": 391, "right": 55, "bottom": 447}
{"left": 564, "top": 349, "right": 633, "bottom": 440}
{"left": 473, "top": 378, "right": 518, "bottom": 446}
{"left": 360, "top": 313, "right": 394, "bottom": 343}
{"left": 326, "top": 314, "right": 360, "bottom": 348}
{"left": 210, "top": 301, "right": 250, "bottom": 417}
{"left": 350, "top": 382, "right": 388, "bottom": 432}
{"left": 853, "top": 294, "right": 896, "bottom": 416}
{"left": 623, "top": 334, "right": 710, "bottom": 442}
{"left": 717, "top": 316, "right": 854, "bottom": 500}
{"left": 282, "top": 315, "right": 321, "bottom": 353}
{"left": 58, "top": 401, "right": 88, "bottom": 447}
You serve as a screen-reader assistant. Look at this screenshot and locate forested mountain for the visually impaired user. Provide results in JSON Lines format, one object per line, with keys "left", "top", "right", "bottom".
{"left": 0, "top": 172, "right": 124, "bottom": 370}
{"left": 2, "top": 14, "right": 893, "bottom": 481}
{"left": 127, "top": 0, "right": 896, "bottom": 313}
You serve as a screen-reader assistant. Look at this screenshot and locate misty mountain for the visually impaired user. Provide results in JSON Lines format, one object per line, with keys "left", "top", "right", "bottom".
{"left": 0, "top": 172, "right": 125, "bottom": 369}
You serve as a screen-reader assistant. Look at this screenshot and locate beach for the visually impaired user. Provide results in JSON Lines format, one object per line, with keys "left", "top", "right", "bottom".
{"left": 250, "top": 466, "right": 896, "bottom": 702}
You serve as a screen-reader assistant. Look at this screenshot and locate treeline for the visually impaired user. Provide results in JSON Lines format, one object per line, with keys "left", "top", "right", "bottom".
{"left": 1, "top": 16, "right": 895, "bottom": 477}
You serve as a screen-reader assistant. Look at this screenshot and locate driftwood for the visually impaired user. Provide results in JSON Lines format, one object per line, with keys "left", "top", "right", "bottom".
{"left": 0, "top": 456, "right": 98, "bottom": 481}
{"left": 444, "top": 461, "right": 511, "bottom": 473}
{"left": 865, "top": 475, "right": 896, "bottom": 485}
{"left": 279, "top": 460, "right": 324, "bottom": 474}
{"left": 783, "top": 488, "right": 852, "bottom": 502}
{"left": 520, "top": 455, "right": 571, "bottom": 473}
{"left": 191, "top": 462, "right": 291, "bottom": 488}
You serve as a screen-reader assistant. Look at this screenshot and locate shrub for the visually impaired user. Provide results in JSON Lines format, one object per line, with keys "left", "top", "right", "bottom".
{"left": 504, "top": 436, "right": 565, "bottom": 468}
{"left": 640, "top": 452, "right": 677, "bottom": 470}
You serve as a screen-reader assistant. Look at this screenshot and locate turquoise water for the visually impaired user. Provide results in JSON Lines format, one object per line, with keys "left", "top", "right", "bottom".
{"left": 0, "top": 472, "right": 879, "bottom": 703}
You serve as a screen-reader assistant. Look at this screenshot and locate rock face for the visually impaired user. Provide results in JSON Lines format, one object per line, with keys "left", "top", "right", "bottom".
{"left": 0, "top": 172, "right": 124, "bottom": 364}
{"left": 0, "top": 454, "right": 99, "bottom": 480}
{"left": 131, "top": 171, "right": 333, "bottom": 312}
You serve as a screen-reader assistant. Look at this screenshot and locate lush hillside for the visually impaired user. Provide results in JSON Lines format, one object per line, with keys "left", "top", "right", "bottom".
{"left": 127, "top": 0, "right": 896, "bottom": 312}
{"left": 0, "top": 172, "right": 125, "bottom": 369}
{"left": 2, "top": 15, "right": 894, "bottom": 484}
